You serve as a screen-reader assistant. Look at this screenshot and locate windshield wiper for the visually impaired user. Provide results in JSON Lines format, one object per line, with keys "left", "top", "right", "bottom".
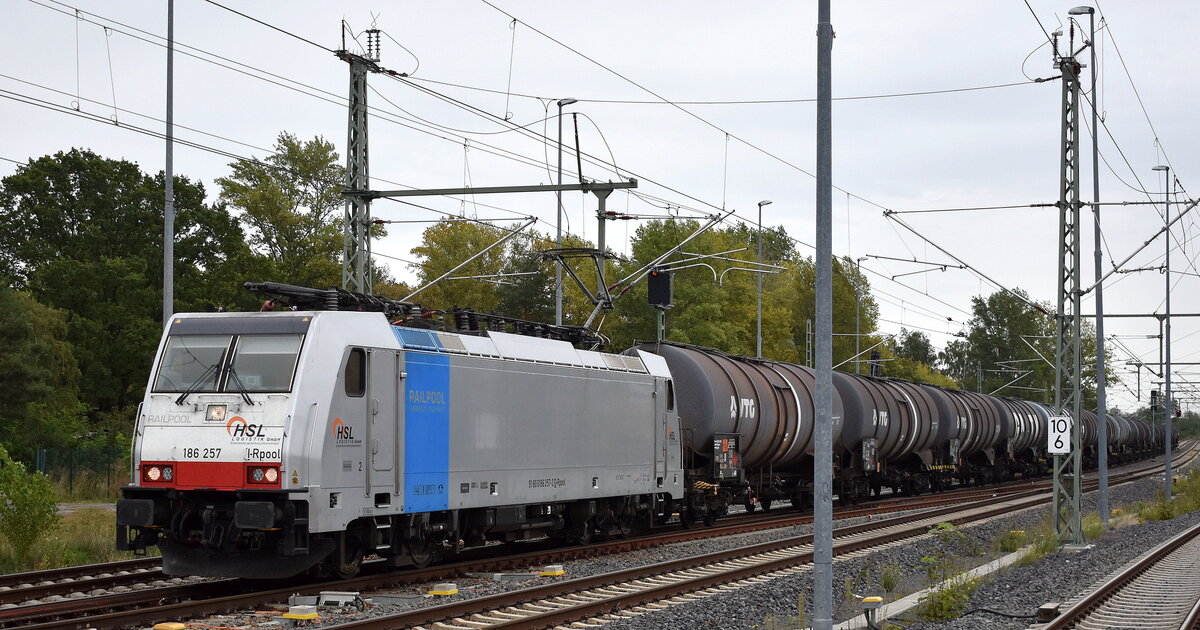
{"left": 175, "top": 362, "right": 220, "bottom": 406}
{"left": 226, "top": 366, "right": 256, "bottom": 406}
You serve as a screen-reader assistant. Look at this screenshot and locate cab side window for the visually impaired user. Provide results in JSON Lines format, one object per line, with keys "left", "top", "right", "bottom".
{"left": 666, "top": 379, "right": 675, "bottom": 411}
{"left": 345, "top": 348, "right": 366, "bottom": 397}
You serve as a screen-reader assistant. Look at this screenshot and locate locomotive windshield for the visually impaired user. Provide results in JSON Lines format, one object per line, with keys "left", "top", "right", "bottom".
{"left": 153, "top": 334, "right": 303, "bottom": 393}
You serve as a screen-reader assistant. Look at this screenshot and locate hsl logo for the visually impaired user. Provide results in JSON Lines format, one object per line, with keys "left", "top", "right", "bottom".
{"left": 226, "top": 416, "right": 265, "bottom": 437}
{"left": 333, "top": 418, "right": 354, "bottom": 440}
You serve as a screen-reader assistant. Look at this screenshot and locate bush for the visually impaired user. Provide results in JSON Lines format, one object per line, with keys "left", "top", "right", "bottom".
{"left": 995, "top": 529, "right": 1027, "bottom": 553}
{"left": 0, "top": 445, "right": 61, "bottom": 563}
{"left": 918, "top": 577, "right": 981, "bottom": 621}
{"left": 1082, "top": 513, "right": 1105, "bottom": 540}
{"left": 880, "top": 563, "right": 903, "bottom": 595}
{"left": 1135, "top": 498, "right": 1175, "bottom": 522}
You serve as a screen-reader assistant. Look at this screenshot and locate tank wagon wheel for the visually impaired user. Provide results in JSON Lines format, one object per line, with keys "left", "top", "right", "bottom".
{"left": 744, "top": 497, "right": 757, "bottom": 513}
{"left": 760, "top": 499, "right": 773, "bottom": 513}
{"left": 575, "top": 518, "right": 595, "bottom": 545}
{"left": 615, "top": 514, "right": 636, "bottom": 538}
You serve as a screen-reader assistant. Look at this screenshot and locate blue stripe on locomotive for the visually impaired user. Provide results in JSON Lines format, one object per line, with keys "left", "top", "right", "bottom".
{"left": 403, "top": 351, "right": 450, "bottom": 512}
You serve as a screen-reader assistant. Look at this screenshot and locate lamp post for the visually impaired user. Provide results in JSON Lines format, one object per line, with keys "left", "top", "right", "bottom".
{"left": 554, "top": 97, "right": 578, "bottom": 327}
{"left": 1069, "top": 3, "right": 1107, "bottom": 527}
{"left": 855, "top": 256, "right": 867, "bottom": 374}
{"left": 756, "top": 200, "right": 773, "bottom": 357}
{"left": 1153, "top": 163, "right": 1172, "bottom": 499}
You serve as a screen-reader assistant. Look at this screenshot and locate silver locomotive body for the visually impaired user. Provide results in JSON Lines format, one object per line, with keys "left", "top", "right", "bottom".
{"left": 118, "top": 311, "right": 683, "bottom": 578}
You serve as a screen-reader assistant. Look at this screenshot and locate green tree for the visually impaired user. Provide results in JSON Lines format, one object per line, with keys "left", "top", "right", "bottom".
{"left": 216, "top": 132, "right": 348, "bottom": 288}
{"left": 409, "top": 219, "right": 510, "bottom": 313}
{"left": 783, "top": 254, "right": 880, "bottom": 369}
{"left": 494, "top": 233, "right": 555, "bottom": 323}
{"left": 938, "top": 289, "right": 1110, "bottom": 404}
{"left": 0, "top": 286, "right": 86, "bottom": 463}
{"left": 0, "top": 149, "right": 249, "bottom": 431}
{"left": 894, "top": 328, "right": 938, "bottom": 365}
{"left": 0, "top": 445, "right": 60, "bottom": 564}
{"left": 880, "top": 328, "right": 956, "bottom": 385}
{"left": 609, "top": 219, "right": 771, "bottom": 353}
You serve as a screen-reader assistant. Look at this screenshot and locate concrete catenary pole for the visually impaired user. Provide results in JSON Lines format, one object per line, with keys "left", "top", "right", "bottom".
{"left": 813, "top": 1, "right": 834, "bottom": 628}
{"left": 162, "top": 0, "right": 175, "bottom": 327}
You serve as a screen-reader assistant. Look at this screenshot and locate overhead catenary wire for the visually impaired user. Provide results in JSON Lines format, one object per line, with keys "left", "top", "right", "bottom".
{"left": 406, "top": 74, "right": 1044, "bottom": 105}
{"left": 179, "top": 1, "right": 1047, "bottom": 336}
{"left": 13, "top": 1, "right": 1083, "bottom": 366}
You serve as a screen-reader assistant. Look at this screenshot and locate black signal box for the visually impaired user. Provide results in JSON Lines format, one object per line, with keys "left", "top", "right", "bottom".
{"left": 648, "top": 269, "right": 673, "bottom": 307}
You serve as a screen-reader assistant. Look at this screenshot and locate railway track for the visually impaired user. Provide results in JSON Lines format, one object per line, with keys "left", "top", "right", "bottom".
{"left": 1035, "top": 518, "right": 1200, "bottom": 630}
{"left": 0, "top": 482, "right": 1053, "bottom": 629}
{"left": 274, "top": 480, "right": 1103, "bottom": 629}
{"left": 0, "top": 480, "right": 1035, "bottom": 616}
{"left": 2, "top": 449, "right": 1187, "bottom": 629}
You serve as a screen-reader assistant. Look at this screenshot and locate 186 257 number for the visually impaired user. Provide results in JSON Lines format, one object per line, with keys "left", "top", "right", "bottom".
{"left": 182, "top": 447, "right": 221, "bottom": 459}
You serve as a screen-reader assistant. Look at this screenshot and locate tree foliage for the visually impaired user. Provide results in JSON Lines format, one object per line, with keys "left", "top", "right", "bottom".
{"left": 937, "top": 289, "right": 1110, "bottom": 405}
{"left": 216, "top": 132, "right": 348, "bottom": 288}
{"left": 0, "top": 149, "right": 250, "bottom": 443}
{"left": 0, "top": 286, "right": 86, "bottom": 463}
{"left": 0, "top": 445, "right": 60, "bottom": 562}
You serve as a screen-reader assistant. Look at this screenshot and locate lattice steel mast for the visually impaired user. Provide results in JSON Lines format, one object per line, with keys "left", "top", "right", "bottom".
{"left": 1051, "top": 36, "right": 1085, "bottom": 546}
{"left": 338, "top": 27, "right": 382, "bottom": 293}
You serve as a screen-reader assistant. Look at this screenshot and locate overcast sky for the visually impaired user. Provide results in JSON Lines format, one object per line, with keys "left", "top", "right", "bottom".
{"left": 3, "top": 1, "right": 1197, "bottom": 413}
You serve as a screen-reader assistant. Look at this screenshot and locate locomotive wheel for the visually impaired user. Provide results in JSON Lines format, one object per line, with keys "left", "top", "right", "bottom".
{"left": 408, "top": 535, "right": 437, "bottom": 569}
{"left": 329, "top": 532, "right": 364, "bottom": 579}
{"left": 704, "top": 511, "right": 718, "bottom": 527}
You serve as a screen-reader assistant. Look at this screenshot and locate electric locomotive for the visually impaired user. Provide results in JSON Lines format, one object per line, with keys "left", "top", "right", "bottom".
{"left": 117, "top": 284, "right": 685, "bottom": 578}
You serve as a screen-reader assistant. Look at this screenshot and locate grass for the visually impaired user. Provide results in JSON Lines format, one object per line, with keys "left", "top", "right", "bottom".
{"left": 1134, "top": 470, "right": 1200, "bottom": 522}
{"left": 0, "top": 506, "right": 155, "bottom": 574}
{"left": 995, "top": 529, "right": 1027, "bottom": 553}
{"left": 917, "top": 576, "right": 982, "bottom": 621}
{"left": 1082, "top": 513, "right": 1106, "bottom": 540}
{"left": 1012, "top": 517, "right": 1062, "bottom": 568}
{"left": 48, "top": 464, "right": 127, "bottom": 503}
{"left": 880, "top": 563, "right": 903, "bottom": 595}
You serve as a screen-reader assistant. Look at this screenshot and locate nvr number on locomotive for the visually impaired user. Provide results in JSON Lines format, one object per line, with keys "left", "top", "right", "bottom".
{"left": 182, "top": 447, "right": 221, "bottom": 459}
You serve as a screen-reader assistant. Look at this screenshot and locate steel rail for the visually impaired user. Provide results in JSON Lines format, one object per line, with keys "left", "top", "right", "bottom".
{"left": 8, "top": 443, "right": 1191, "bottom": 629}
{"left": 1040, "top": 519, "right": 1200, "bottom": 630}
{"left": 307, "top": 489, "right": 1086, "bottom": 629}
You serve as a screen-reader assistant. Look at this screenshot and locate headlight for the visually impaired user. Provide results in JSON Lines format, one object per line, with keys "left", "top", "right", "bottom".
{"left": 146, "top": 466, "right": 161, "bottom": 481}
{"left": 247, "top": 465, "right": 280, "bottom": 485}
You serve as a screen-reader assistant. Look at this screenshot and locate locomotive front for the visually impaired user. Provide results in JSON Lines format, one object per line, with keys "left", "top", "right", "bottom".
{"left": 115, "top": 313, "right": 322, "bottom": 578}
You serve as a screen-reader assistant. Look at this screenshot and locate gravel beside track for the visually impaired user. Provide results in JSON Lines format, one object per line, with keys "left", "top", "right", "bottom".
{"left": 596, "top": 471, "right": 1197, "bottom": 630}
{"left": 903, "top": 478, "right": 1200, "bottom": 630}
